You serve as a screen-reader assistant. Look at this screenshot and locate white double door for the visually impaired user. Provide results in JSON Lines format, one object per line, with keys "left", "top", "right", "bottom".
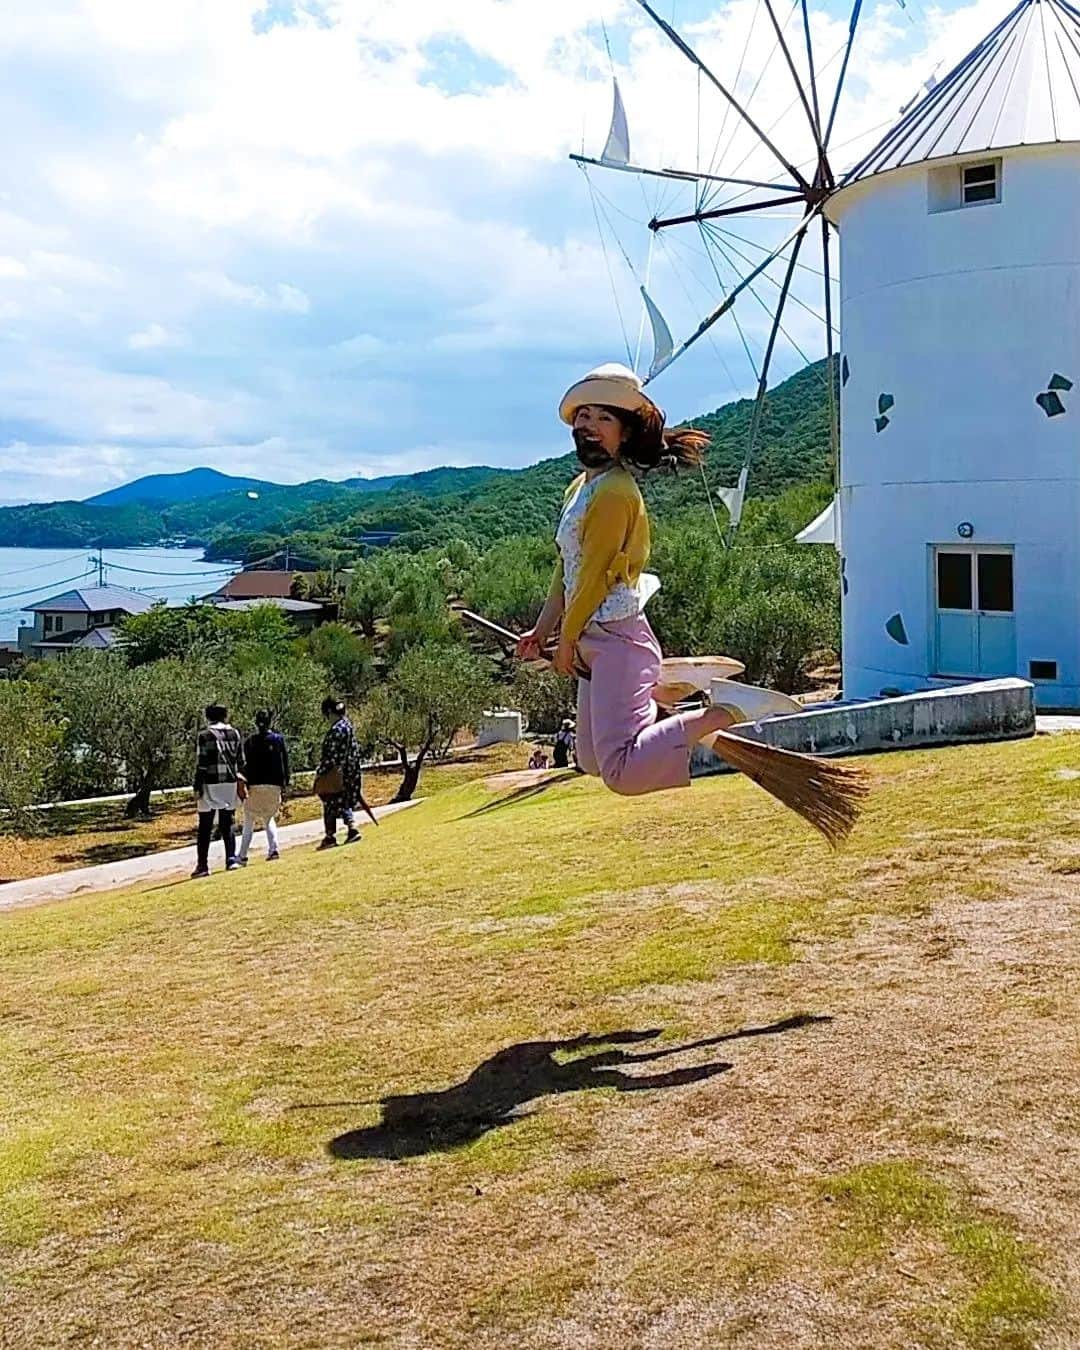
{"left": 934, "top": 546, "right": 1016, "bottom": 678}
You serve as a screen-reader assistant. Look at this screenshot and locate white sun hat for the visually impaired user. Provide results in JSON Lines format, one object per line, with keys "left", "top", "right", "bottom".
{"left": 558, "top": 362, "right": 664, "bottom": 426}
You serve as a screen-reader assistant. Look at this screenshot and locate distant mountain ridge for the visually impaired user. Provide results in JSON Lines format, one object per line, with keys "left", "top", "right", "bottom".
{"left": 86, "top": 467, "right": 274, "bottom": 507}
{"left": 83, "top": 463, "right": 506, "bottom": 509}
{"left": 0, "top": 361, "right": 830, "bottom": 553}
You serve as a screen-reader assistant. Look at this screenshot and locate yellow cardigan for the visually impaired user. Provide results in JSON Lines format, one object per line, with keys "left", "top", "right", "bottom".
{"left": 551, "top": 467, "right": 651, "bottom": 645}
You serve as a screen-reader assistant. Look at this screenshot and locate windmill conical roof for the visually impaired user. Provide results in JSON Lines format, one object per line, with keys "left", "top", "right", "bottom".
{"left": 842, "top": 0, "right": 1080, "bottom": 185}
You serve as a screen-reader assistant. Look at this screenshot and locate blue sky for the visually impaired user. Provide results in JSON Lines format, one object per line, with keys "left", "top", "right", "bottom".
{"left": 0, "top": 0, "right": 1005, "bottom": 502}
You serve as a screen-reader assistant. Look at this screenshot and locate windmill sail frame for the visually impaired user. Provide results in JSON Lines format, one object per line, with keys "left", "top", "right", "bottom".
{"left": 575, "top": 0, "right": 862, "bottom": 536}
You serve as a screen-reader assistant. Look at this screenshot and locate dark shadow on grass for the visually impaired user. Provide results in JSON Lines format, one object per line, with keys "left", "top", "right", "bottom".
{"left": 54, "top": 840, "right": 165, "bottom": 867}
{"left": 32, "top": 804, "right": 169, "bottom": 839}
{"left": 461, "top": 771, "right": 579, "bottom": 819}
{"left": 326, "top": 1015, "right": 830, "bottom": 1161}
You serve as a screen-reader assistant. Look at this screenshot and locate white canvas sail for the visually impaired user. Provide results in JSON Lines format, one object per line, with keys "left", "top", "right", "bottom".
{"left": 601, "top": 78, "right": 630, "bottom": 165}
{"left": 641, "top": 286, "right": 673, "bottom": 378}
{"left": 716, "top": 465, "right": 749, "bottom": 529}
{"left": 795, "top": 497, "right": 838, "bottom": 546}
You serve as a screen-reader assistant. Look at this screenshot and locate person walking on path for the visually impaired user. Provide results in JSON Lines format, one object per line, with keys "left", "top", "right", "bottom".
{"left": 237, "top": 709, "right": 290, "bottom": 865}
{"left": 553, "top": 718, "right": 576, "bottom": 769}
{"left": 316, "top": 697, "right": 363, "bottom": 850}
{"left": 192, "top": 703, "right": 245, "bottom": 878}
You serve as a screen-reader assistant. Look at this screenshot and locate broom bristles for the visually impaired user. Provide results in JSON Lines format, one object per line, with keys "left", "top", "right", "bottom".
{"left": 708, "top": 731, "right": 869, "bottom": 848}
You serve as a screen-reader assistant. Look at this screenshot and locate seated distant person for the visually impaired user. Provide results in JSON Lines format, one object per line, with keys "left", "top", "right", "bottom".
{"left": 528, "top": 747, "right": 549, "bottom": 771}
{"left": 237, "top": 709, "right": 290, "bottom": 865}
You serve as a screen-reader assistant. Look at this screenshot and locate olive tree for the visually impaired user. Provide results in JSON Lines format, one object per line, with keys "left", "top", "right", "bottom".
{"left": 0, "top": 681, "right": 57, "bottom": 832}
{"left": 304, "top": 622, "right": 375, "bottom": 699}
{"left": 357, "top": 642, "right": 495, "bottom": 802}
{"left": 227, "top": 655, "right": 329, "bottom": 771}
{"left": 509, "top": 663, "right": 576, "bottom": 735}
{"left": 48, "top": 653, "right": 213, "bottom": 816}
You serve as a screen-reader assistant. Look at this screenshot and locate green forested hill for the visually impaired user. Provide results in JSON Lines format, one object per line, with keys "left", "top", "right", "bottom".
{"left": 85, "top": 467, "right": 272, "bottom": 507}
{"left": 350, "top": 359, "right": 832, "bottom": 552}
{"left": 689, "top": 358, "right": 831, "bottom": 493}
{"left": 0, "top": 500, "right": 166, "bottom": 548}
{"left": 0, "top": 361, "right": 829, "bottom": 559}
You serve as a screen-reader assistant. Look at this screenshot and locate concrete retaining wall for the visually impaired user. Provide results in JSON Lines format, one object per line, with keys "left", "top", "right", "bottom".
{"left": 477, "top": 710, "right": 524, "bottom": 747}
{"left": 691, "top": 677, "right": 1035, "bottom": 775}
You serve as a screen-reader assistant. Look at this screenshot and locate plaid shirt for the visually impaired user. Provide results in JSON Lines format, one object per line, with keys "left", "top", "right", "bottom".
{"left": 194, "top": 722, "right": 246, "bottom": 792}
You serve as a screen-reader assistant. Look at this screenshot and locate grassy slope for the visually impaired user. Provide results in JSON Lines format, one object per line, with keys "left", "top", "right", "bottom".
{"left": 2, "top": 735, "right": 1078, "bottom": 1347}
{"left": 0, "top": 745, "right": 530, "bottom": 883}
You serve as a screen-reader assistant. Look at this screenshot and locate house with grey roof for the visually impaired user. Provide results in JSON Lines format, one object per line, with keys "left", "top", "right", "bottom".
{"left": 18, "top": 585, "right": 155, "bottom": 660}
{"left": 210, "top": 596, "right": 328, "bottom": 633}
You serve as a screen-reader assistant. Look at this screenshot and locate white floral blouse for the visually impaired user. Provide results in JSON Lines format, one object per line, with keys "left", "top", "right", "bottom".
{"left": 555, "top": 473, "right": 660, "bottom": 627}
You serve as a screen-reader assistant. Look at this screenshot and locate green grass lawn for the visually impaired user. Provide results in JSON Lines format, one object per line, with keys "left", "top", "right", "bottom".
{"left": 2, "top": 735, "right": 1079, "bottom": 1347}
{"left": 0, "top": 743, "right": 530, "bottom": 883}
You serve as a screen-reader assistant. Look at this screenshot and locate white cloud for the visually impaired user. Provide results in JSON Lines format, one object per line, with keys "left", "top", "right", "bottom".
{"left": 275, "top": 283, "right": 311, "bottom": 314}
{"left": 31, "top": 250, "right": 119, "bottom": 286}
{"left": 191, "top": 272, "right": 311, "bottom": 313}
{"left": 331, "top": 333, "right": 385, "bottom": 362}
{"left": 127, "top": 322, "right": 182, "bottom": 349}
{"left": 0, "top": 0, "right": 1010, "bottom": 501}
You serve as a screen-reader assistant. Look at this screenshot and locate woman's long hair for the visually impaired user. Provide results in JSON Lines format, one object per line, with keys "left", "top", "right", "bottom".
{"left": 608, "top": 404, "right": 709, "bottom": 475}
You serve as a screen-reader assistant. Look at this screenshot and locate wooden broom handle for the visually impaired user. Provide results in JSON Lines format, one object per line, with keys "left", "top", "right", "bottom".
{"left": 457, "top": 608, "right": 588, "bottom": 679}
{"left": 457, "top": 609, "right": 524, "bottom": 647}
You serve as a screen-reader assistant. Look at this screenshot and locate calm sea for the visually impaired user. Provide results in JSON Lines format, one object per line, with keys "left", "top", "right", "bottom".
{"left": 0, "top": 548, "right": 239, "bottom": 642}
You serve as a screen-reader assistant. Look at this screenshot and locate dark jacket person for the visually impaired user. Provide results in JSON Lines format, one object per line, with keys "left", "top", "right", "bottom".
{"left": 238, "top": 709, "right": 290, "bottom": 865}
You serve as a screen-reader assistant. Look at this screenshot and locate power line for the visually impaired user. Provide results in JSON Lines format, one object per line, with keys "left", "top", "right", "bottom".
{"left": 105, "top": 562, "right": 237, "bottom": 578}
{"left": 0, "top": 552, "right": 86, "bottom": 582}
{"left": 0, "top": 570, "right": 98, "bottom": 604}
{"left": 113, "top": 549, "right": 220, "bottom": 560}
{"left": 131, "top": 584, "right": 227, "bottom": 598}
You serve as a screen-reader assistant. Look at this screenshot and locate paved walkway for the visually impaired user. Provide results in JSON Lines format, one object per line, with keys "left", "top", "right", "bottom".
{"left": 1036, "top": 715, "right": 1080, "bottom": 734}
{"left": 0, "top": 801, "right": 416, "bottom": 914}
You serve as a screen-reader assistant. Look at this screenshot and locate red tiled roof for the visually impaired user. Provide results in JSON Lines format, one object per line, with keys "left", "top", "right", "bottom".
{"left": 209, "top": 570, "right": 306, "bottom": 600}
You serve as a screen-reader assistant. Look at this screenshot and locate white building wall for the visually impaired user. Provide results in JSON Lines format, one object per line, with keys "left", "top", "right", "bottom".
{"left": 830, "top": 144, "right": 1080, "bottom": 707}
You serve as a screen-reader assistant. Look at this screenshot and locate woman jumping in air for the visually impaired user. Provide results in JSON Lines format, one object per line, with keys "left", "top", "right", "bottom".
{"left": 517, "top": 362, "right": 780, "bottom": 798}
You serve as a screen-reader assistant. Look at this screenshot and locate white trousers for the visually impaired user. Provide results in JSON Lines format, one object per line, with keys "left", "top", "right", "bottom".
{"left": 239, "top": 785, "right": 282, "bottom": 860}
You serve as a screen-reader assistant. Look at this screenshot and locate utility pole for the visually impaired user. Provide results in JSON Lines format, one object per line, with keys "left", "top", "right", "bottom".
{"left": 88, "top": 545, "right": 106, "bottom": 586}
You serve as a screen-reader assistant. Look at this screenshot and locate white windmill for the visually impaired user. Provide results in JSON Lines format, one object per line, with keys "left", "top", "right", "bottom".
{"left": 578, "top": 0, "right": 1080, "bottom": 709}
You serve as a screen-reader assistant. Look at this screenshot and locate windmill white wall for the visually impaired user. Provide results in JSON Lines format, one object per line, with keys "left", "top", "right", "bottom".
{"left": 828, "top": 141, "right": 1080, "bottom": 708}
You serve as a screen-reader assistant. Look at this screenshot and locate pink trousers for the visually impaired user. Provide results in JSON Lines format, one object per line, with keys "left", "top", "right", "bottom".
{"left": 575, "top": 614, "right": 692, "bottom": 796}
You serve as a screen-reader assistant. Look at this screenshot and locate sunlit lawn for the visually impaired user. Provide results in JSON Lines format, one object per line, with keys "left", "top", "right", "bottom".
{"left": 0, "top": 743, "right": 530, "bottom": 883}
{"left": 2, "top": 735, "right": 1079, "bottom": 1347}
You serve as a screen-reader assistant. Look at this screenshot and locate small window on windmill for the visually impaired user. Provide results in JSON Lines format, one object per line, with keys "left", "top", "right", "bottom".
{"left": 928, "top": 158, "right": 1001, "bottom": 213}
{"left": 962, "top": 161, "right": 999, "bottom": 205}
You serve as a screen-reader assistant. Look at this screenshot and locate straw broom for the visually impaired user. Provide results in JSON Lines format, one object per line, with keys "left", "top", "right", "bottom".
{"left": 704, "top": 730, "right": 869, "bottom": 848}
{"left": 456, "top": 608, "right": 869, "bottom": 847}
